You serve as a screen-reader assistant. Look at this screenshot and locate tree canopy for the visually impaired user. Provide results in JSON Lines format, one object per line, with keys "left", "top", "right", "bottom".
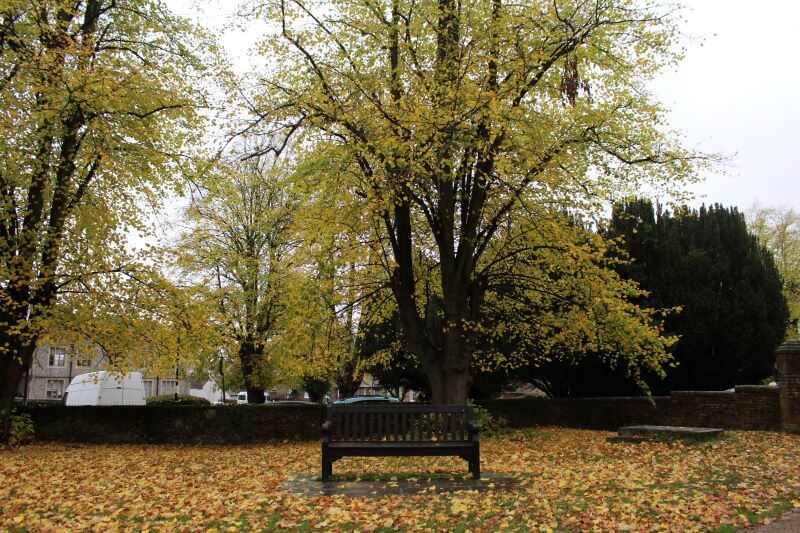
{"left": 0, "top": 0, "right": 212, "bottom": 438}
{"left": 748, "top": 204, "right": 800, "bottom": 337}
{"left": 243, "top": 0, "right": 704, "bottom": 402}
{"left": 175, "top": 150, "right": 304, "bottom": 403}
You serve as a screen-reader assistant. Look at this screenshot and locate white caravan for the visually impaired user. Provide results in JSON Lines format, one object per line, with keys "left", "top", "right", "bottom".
{"left": 64, "top": 371, "right": 146, "bottom": 406}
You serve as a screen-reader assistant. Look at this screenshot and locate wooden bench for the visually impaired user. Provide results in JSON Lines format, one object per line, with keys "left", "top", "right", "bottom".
{"left": 321, "top": 404, "right": 480, "bottom": 481}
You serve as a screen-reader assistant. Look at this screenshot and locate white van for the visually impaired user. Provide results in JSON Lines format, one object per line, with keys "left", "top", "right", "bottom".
{"left": 236, "top": 391, "right": 247, "bottom": 404}
{"left": 65, "top": 371, "right": 146, "bottom": 406}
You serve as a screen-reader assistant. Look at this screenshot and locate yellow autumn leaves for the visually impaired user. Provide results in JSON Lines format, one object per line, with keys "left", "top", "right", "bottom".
{"left": 2, "top": 428, "right": 800, "bottom": 530}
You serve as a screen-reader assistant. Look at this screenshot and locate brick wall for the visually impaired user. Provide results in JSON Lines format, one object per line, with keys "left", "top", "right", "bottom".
{"left": 480, "top": 396, "right": 672, "bottom": 430}
{"left": 669, "top": 386, "right": 780, "bottom": 430}
{"left": 23, "top": 404, "right": 326, "bottom": 444}
{"left": 777, "top": 340, "right": 800, "bottom": 432}
{"left": 481, "top": 386, "right": 781, "bottom": 431}
{"left": 21, "top": 385, "right": 787, "bottom": 444}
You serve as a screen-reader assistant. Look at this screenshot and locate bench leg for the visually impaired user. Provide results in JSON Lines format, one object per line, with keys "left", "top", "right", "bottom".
{"left": 322, "top": 448, "right": 333, "bottom": 481}
{"left": 469, "top": 447, "right": 480, "bottom": 479}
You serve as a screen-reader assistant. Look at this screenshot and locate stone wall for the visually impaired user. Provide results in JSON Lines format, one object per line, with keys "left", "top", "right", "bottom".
{"left": 481, "top": 338, "right": 800, "bottom": 433}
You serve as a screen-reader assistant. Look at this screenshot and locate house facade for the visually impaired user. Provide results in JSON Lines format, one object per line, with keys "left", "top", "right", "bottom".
{"left": 15, "top": 342, "right": 189, "bottom": 403}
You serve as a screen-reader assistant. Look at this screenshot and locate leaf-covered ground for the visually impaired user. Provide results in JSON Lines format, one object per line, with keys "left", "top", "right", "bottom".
{"left": 2, "top": 428, "right": 799, "bottom": 531}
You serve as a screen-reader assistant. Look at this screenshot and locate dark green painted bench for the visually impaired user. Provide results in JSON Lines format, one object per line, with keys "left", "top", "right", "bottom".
{"left": 321, "top": 404, "right": 480, "bottom": 481}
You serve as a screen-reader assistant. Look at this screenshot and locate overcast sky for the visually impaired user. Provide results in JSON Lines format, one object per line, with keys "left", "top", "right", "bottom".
{"left": 650, "top": 0, "right": 800, "bottom": 212}
{"left": 167, "top": 0, "right": 800, "bottom": 213}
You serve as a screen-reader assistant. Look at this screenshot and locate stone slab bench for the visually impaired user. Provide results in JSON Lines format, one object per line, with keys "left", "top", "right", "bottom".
{"left": 618, "top": 425, "right": 724, "bottom": 441}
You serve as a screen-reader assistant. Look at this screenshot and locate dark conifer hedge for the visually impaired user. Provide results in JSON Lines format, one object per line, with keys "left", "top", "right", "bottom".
{"left": 608, "top": 200, "right": 788, "bottom": 392}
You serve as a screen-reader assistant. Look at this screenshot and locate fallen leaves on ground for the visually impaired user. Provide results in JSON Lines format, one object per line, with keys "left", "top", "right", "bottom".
{"left": 2, "top": 428, "right": 799, "bottom": 531}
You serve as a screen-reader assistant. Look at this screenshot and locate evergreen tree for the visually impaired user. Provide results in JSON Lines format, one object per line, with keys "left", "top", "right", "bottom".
{"left": 609, "top": 200, "right": 788, "bottom": 392}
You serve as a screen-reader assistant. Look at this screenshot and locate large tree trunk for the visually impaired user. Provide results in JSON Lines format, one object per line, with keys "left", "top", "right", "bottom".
{"left": 246, "top": 385, "right": 266, "bottom": 405}
{"left": 423, "top": 360, "right": 473, "bottom": 404}
{"left": 335, "top": 353, "right": 363, "bottom": 399}
{"left": 237, "top": 340, "right": 265, "bottom": 404}
{"left": 0, "top": 336, "right": 35, "bottom": 443}
{"left": 383, "top": 0, "right": 487, "bottom": 406}
{"left": 391, "top": 263, "right": 478, "bottom": 404}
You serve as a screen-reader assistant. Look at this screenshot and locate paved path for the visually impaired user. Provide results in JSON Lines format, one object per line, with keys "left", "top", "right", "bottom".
{"left": 282, "top": 472, "right": 520, "bottom": 497}
{"left": 753, "top": 508, "right": 800, "bottom": 532}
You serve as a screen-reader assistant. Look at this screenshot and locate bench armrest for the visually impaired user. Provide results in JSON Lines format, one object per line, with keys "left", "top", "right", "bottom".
{"left": 322, "top": 421, "right": 331, "bottom": 442}
{"left": 468, "top": 421, "right": 480, "bottom": 440}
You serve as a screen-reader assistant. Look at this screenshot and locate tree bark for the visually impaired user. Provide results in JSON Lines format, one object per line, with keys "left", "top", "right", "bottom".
{"left": 0, "top": 336, "right": 35, "bottom": 443}
{"left": 425, "top": 364, "right": 472, "bottom": 404}
{"left": 246, "top": 385, "right": 266, "bottom": 405}
{"left": 237, "top": 340, "right": 265, "bottom": 404}
{"left": 1, "top": 2, "right": 104, "bottom": 442}
{"left": 335, "top": 352, "right": 363, "bottom": 399}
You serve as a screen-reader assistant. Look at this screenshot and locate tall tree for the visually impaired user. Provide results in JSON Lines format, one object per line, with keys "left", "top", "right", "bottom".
{"left": 0, "top": 0, "right": 209, "bottom": 439}
{"left": 748, "top": 204, "right": 800, "bottom": 337}
{"left": 609, "top": 200, "right": 788, "bottom": 391}
{"left": 359, "top": 212, "right": 676, "bottom": 398}
{"left": 249, "top": 0, "right": 702, "bottom": 402}
{"left": 177, "top": 152, "right": 298, "bottom": 404}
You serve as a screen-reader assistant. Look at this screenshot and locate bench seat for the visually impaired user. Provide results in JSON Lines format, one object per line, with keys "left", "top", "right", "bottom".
{"left": 328, "top": 441, "right": 474, "bottom": 449}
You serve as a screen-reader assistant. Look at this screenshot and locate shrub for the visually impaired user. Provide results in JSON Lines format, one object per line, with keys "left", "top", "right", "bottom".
{"left": 146, "top": 394, "right": 210, "bottom": 406}
{"left": 471, "top": 405, "right": 509, "bottom": 437}
{"left": 9, "top": 410, "right": 35, "bottom": 446}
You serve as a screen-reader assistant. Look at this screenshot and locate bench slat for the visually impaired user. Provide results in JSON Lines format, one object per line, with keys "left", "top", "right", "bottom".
{"left": 329, "top": 404, "right": 470, "bottom": 414}
{"left": 328, "top": 404, "right": 473, "bottom": 443}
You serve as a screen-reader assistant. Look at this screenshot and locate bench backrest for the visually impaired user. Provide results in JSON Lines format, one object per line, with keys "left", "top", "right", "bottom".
{"left": 327, "top": 404, "right": 473, "bottom": 443}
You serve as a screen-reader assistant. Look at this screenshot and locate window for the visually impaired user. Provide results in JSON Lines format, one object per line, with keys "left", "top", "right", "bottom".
{"left": 46, "top": 380, "right": 64, "bottom": 399}
{"left": 75, "top": 354, "right": 92, "bottom": 367}
{"left": 143, "top": 380, "right": 155, "bottom": 398}
{"left": 161, "top": 380, "right": 177, "bottom": 396}
{"left": 48, "top": 347, "right": 66, "bottom": 367}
